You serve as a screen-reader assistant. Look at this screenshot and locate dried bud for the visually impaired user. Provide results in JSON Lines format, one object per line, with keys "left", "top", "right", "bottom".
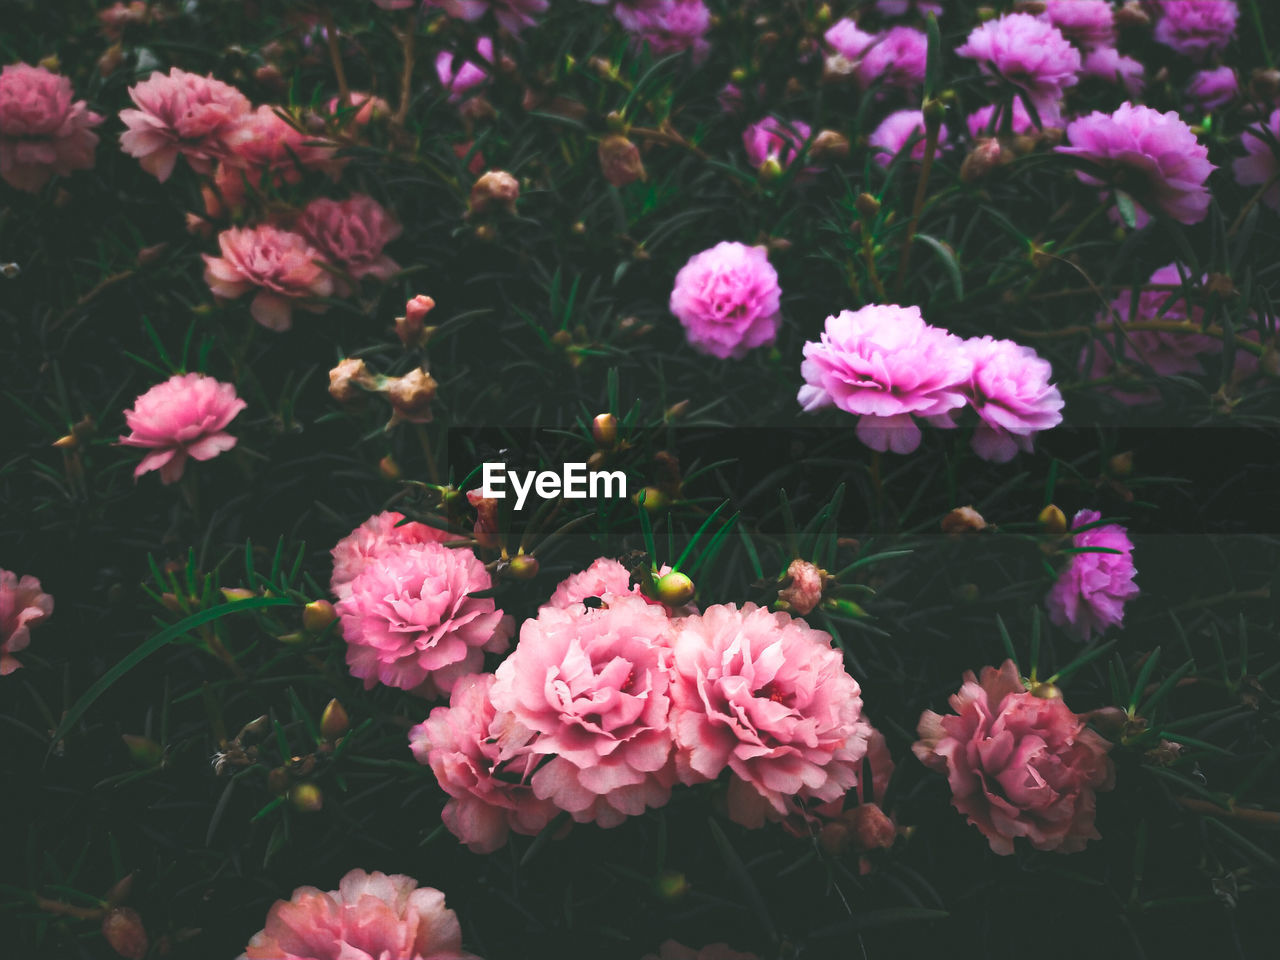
{"left": 1115, "top": 0, "right": 1152, "bottom": 28}
{"left": 328, "top": 358, "right": 374, "bottom": 403}
{"left": 591, "top": 413, "right": 619, "bottom": 448}
{"left": 810, "top": 129, "right": 850, "bottom": 161}
{"left": 777, "top": 558, "right": 825, "bottom": 615}
{"left": 319, "top": 699, "right": 350, "bottom": 741}
{"left": 135, "top": 242, "right": 168, "bottom": 267}
{"left": 102, "top": 907, "right": 148, "bottom": 960}
{"left": 506, "top": 554, "right": 540, "bottom": 580}
{"left": 467, "top": 489, "right": 501, "bottom": 549}
{"left": 633, "top": 486, "right": 668, "bottom": 512}
{"left": 1, "top": 262, "right": 20, "bottom": 279}
{"left": 818, "top": 819, "right": 851, "bottom": 856}
{"left": 1144, "top": 739, "right": 1183, "bottom": 767}
{"left": 654, "top": 571, "right": 695, "bottom": 606}
{"left": 1012, "top": 0, "right": 1046, "bottom": 13}
{"left": 289, "top": 782, "right": 323, "bottom": 813}
{"left": 1038, "top": 504, "right": 1067, "bottom": 534}
{"left": 121, "top": 734, "right": 164, "bottom": 767}
{"left": 845, "top": 803, "right": 896, "bottom": 851}
{"left": 854, "top": 192, "right": 881, "bottom": 219}
{"left": 384, "top": 368, "right": 438, "bottom": 425}
{"left": 469, "top": 170, "right": 520, "bottom": 215}
{"left": 396, "top": 294, "right": 436, "bottom": 348}
{"left": 598, "top": 134, "right": 647, "bottom": 187}
{"left": 302, "top": 600, "right": 337, "bottom": 633}
{"left": 960, "top": 137, "right": 1005, "bottom": 182}
{"left": 941, "top": 505, "right": 987, "bottom": 535}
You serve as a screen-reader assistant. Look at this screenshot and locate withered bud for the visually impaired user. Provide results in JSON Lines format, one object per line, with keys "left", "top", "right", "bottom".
{"left": 469, "top": 170, "right": 520, "bottom": 216}
{"left": 289, "top": 782, "right": 323, "bottom": 813}
{"left": 591, "top": 413, "right": 619, "bottom": 448}
{"left": 102, "top": 907, "right": 148, "bottom": 960}
{"left": 854, "top": 192, "right": 881, "bottom": 219}
{"left": 845, "top": 803, "right": 896, "bottom": 851}
{"left": 1144, "top": 739, "right": 1183, "bottom": 767}
{"left": 1038, "top": 504, "right": 1067, "bottom": 534}
{"left": 302, "top": 600, "right": 337, "bottom": 633}
{"left": 941, "top": 505, "right": 987, "bottom": 535}
{"left": 1115, "top": 0, "right": 1152, "bottom": 28}
{"left": 384, "top": 368, "right": 438, "bottom": 425}
{"left": 588, "top": 56, "right": 616, "bottom": 80}
{"left": 598, "top": 134, "right": 647, "bottom": 188}
{"left": 1205, "top": 272, "right": 1236, "bottom": 299}
{"left": 328, "top": 358, "right": 375, "bottom": 403}
{"left": 1, "top": 262, "right": 20, "bottom": 279}
{"left": 1012, "top": 1, "right": 1046, "bottom": 13}
{"left": 809, "top": 129, "right": 850, "bottom": 161}
{"left": 506, "top": 554, "right": 540, "bottom": 580}
{"left": 320, "top": 699, "right": 350, "bottom": 740}
{"left": 396, "top": 294, "right": 436, "bottom": 348}
{"left": 818, "top": 819, "right": 851, "bottom": 856}
{"left": 121, "top": 734, "right": 164, "bottom": 767}
{"left": 960, "top": 138, "right": 1006, "bottom": 182}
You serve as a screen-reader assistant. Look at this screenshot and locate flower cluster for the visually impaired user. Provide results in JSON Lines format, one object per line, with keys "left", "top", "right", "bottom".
{"left": 0, "top": 63, "right": 102, "bottom": 192}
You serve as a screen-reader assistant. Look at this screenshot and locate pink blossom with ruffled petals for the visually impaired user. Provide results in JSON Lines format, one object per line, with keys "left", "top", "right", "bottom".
{"left": 798, "top": 304, "right": 974, "bottom": 455}
{"left": 669, "top": 241, "right": 781, "bottom": 360}
{"left": 615, "top": 0, "right": 712, "bottom": 63}
{"left": 119, "top": 68, "right": 249, "bottom": 181}
{"left": 1186, "top": 66, "right": 1238, "bottom": 110}
{"left": 1040, "top": 0, "right": 1115, "bottom": 49}
{"left": 856, "top": 27, "right": 928, "bottom": 93}
{"left": 1153, "top": 0, "right": 1238, "bottom": 61}
{"left": 1057, "top": 103, "right": 1214, "bottom": 225}
{"left": 1081, "top": 46, "right": 1145, "bottom": 98}
{"left": 330, "top": 511, "right": 450, "bottom": 600}
{"left": 669, "top": 603, "right": 869, "bottom": 828}
{"left": 956, "top": 13, "right": 1081, "bottom": 127}
{"left": 743, "top": 117, "right": 814, "bottom": 173}
{"left": 824, "top": 18, "right": 875, "bottom": 61}
{"left": 490, "top": 596, "right": 676, "bottom": 828}
{"left": 642, "top": 942, "right": 759, "bottom": 960}
{"left": 218, "top": 105, "right": 341, "bottom": 194}
{"left": 335, "top": 541, "right": 512, "bottom": 697}
{"left": 118, "top": 373, "right": 245, "bottom": 485}
{"left": 967, "top": 98, "right": 1037, "bottom": 139}
{"left": 0, "top": 63, "right": 102, "bottom": 193}
{"left": 961, "top": 336, "right": 1064, "bottom": 463}
{"left": 1233, "top": 108, "right": 1280, "bottom": 212}
{"left": 1, "top": 570, "right": 53, "bottom": 676}
{"left": 424, "top": 0, "right": 548, "bottom": 35}
{"left": 298, "top": 194, "right": 402, "bottom": 293}
{"left": 913, "top": 659, "right": 1115, "bottom": 854}
{"left": 409, "top": 673, "right": 558, "bottom": 853}
{"left": 241, "top": 868, "right": 480, "bottom": 960}
{"left": 1046, "top": 510, "right": 1139, "bottom": 641}
{"left": 436, "top": 37, "right": 493, "bottom": 103}
{"left": 202, "top": 224, "right": 334, "bottom": 331}
{"left": 868, "top": 109, "right": 949, "bottom": 167}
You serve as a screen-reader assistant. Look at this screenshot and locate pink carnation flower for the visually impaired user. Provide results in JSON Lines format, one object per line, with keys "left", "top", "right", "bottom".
{"left": 297, "top": 194, "right": 402, "bottom": 293}
{"left": 797, "top": 304, "right": 974, "bottom": 455}
{"left": 1040, "top": 0, "right": 1116, "bottom": 49}
{"left": 1, "top": 570, "right": 54, "bottom": 676}
{"left": 967, "top": 98, "right": 1037, "bottom": 138}
{"left": 743, "top": 117, "right": 814, "bottom": 174}
{"left": 330, "top": 511, "right": 450, "bottom": 600}
{"left": 856, "top": 27, "right": 928, "bottom": 93}
{"left": 669, "top": 603, "right": 870, "bottom": 828}
{"left": 1233, "top": 108, "right": 1280, "bottom": 212}
{"left": 642, "top": 943, "right": 759, "bottom": 960}
{"left": 489, "top": 596, "right": 676, "bottom": 828}
{"left": 0, "top": 63, "right": 103, "bottom": 193}
{"left": 215, "top": 105, "right": 341, "bottom": 203}
{"left": 824, "top": 18, "right": 876, "bottom": 63}
{"left": 1046, "top": 509, "right": 1139, "bottom": 641}
{"left": 1153, "top": 0, "right": 1238, "bottom": 61}
{"left": 615, "top": 0, "right": 712, "bottom": 63}
{"left": 335, "top": 541, "right": 512, "bottom": 697}
{"left": 1081, "top": 46, "right": 1145, "bottom": 99}
{"left": 1185, "top": 66, "right": 1238, "bottom": 110}
{"left": 1057, "top": 103, "right": 1215, "bottom": 225}
{"left": 409, "top": 673, "right": 558, "bottom": 853}
{"left": 668, "top": 241, "right": 782, "bottom": 360}
{"left": 913, "top": 659, "right": 1115, "bottom": 854}
{"left": 241, "top": 868, "right": 480, "bottom": 960}
{"left": 960, "top": 336, "right": 1065, "bottom": 463}
{"left": 436, "top": 37, "right": 493, "bottom": 103}
{"left": 424, "top": 0, "right": 548, "bottom": 35}
{"left": 868, "top": 109, "right": 949, "bottom": 167}
{"left": 202, "top": 224, "right": 335, "bottom": 332}
{"left": 956, "top": 13, "right": 1081, "bottom": 127}
{"left": 118, "top": 373, "right": 246, "bottom": 484}
{"left": 119, "top": 68, "right": 250, "bottom": 182}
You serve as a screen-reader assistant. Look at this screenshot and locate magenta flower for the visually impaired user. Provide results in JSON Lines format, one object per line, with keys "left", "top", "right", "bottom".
{"left": 0, "top": 63, "right": 103, "bottom": 193}
{"left": 297, "top": 194, "right": 402, "bottom": 293}
{"left": 967, "top": 98, "right": 1037, "bottom": 138}
{"left": 824, "top": 18, "right": 876, "bottom": 64}
{"left": 798, "top": 304, "right": 973, "bottom": 455}
{"left": 202, "top": 224, "right": 335, "bottom": 331}
{"left": 335, "top": 541, "right": 512, "bottom": 697}
{"left": 1186, "top": 66, "right": 1238, "bottom": 110}
{"left": 436, "top": 36, "right": 494, "bottom": 102}
{"left": 241, "top": 868, "right": 481, "bottom": 960}
{"left": 956, "top": 13, "right": 1080, "bottom": 127}
{"left": 1, "top": 570, "right": 53, "bottom": 676}
{"left": 1081, "top": 46, "right": 1145, "bottom": 98}
{"left": 668, "top": 241, "right": 782, "bottom": 359}
{"left": 1233, "top": 108, "right": 1280, "bottom": 212}
{"left": 913, "top": 660, "right": 1115, "bottom": 854}
{"left": 868, "top": 109, "right": 949, "bottom": 167}
{"left": 409, "top": 673, "right": 558, "bottom": 853}
{"left": 424, "top": 0, "right": 548, "bottom": 35}
{"left": 960, "top": 336, "right": 1065, "bottom": 463}
{"left": 489, "top": 596, "right": 677, "bottom": 828}
{"left": 1040, "top": 0, "right": 1116, "bottom": 49}
{"left": 118, "top": 373, "right": 246, "bottom": 485}
{"left": 1153, "top": 0, "right": 1238, "bottom": 61}
{"left": 668, "top": 603, "right": 870, "bottom": 828}
{"left": 615, "top": 0, "right": 712, "bottom": 63}
{"left": 856, "top": 27, "right": 928, "bottom": 93}
{"left": 742, "top": 117, "right": 814, "bottom": 174}
{"left": 119, "top": 68, "right": 250, "bottom": 181}
{"left": 1057, "top": 103, "right": 1215, "bottom": 225}
{"left": 330, "top": 511, "right": 450, "bottom": 600}
{"left": 1046, "top": 509, "right": 1140, "bottom": 641}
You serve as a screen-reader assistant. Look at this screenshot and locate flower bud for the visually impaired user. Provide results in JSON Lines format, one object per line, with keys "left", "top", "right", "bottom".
{"left": 221, "top": 587, "right": 256, "bottom": 603}
{"left": 810, "top": 129, "right": 850, "bottom": 161}
{"left": 469, "top": 170, "right": 520, "bottom": 215}
{"left": 757, "top": 156, "right": 784, "bottom": 181}
{"left": 633, "top": 486, "right": 668, "bottom": 512}
{"left": 1030, "top": 681, "right": 1062, "bottom": 699}
{"left": 121, "top": 734, "right": 164, "bottom": 767}
{"left": 941, "top": 506, "right": 987, "bottom": 535}
{"left": 653, "top": 870, "right": 689, "bottom": 900}
{"left": 289, "top": 782, "right": 323, "bottom": 813}
{"left": 396, "top": 294, "right": 436, "bottom": 348}
{"left": 822, "top": 597, "right": 869, "bottom": 618}
{"left": 664, "top": 399, "right": 691, "bottom": 421}
{"left": 267, "top": 766, "right": 289, "bottom": 795}
{"left": 1115, "top": 0, "right": 1151, "bottom": 29}
{"left": 506, "top": 554, "right": 539, "bottom": 580}
{"left": 845, "top": 803, "right": 896, "bottom": 851}
{"left": 591, "top": 413, "right": 618, "bottom": 448}
{"left": 960, "top": 138, "right": 1005, "bottom": 182}
{"left": 379, "top": 455, "right": 401, "bottom": 480}
{"left": 1, "top": 261, "right": 20, "bottom": 279}
{"left": 1083, "top": 705, "right": 1127, "bottom": 736}
{"left": 104, "top": 873, "right": 135, "bottom": 908}
{"left": 303, "top": 600, "right": 337, "bottom": 633}
{"left": 1108, "top": 451, "right": 1134, "bottom": 477}
{"left": 654, "top": 571, "right": 695, "bottom": 606}
{"left": 1038, "top": 504, "right": 1067, "bottom": 534}
{"left": 598, "top": 134, "right": 646, "bottom": 187}
{"left": 467, "top": 489, "right": 501, "bottom": 549}
{"left": 1250, "top": 68, "right": 1280, "bottom": 102}
{"left": 854, "top": 192, "right": 880, "bottom": 219}
{"left": 320, "top": 698, "right": 350, "bottom": 741}
{"left": 98, "top": 42, "right": 125, "bottom": 77}
{"left": 384, "top": 368, "right": 438, "bottom": 425}
{"left": 102, "top": 907, "right": 148, "bottom": 960}
{"left": 818, "top": 819, "right": 851, "bottom": 856}
{"left": 328, "top": 358, "right": 374, "bottom": 403}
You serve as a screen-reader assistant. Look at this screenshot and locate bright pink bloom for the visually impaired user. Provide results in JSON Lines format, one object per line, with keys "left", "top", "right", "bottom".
{"left": 335, "top": 541, "right": 512, "bottom": 697}
{"left": 868, "top": 109, "right": 949, "bottom": 167}
{"left": 615, "top": 0, "right": 712, "bottom": 63}
{"left": 298, "top": 194, "right": 402, "bottom": 292}
{"left": 743, "top": 117, "right": 813, "bottom": 173}
{"left": 0, "top": 63, "right": 102, "bottom": 193}
{"left": 424, "top": 0, "right": 548, "bottom": 35}
{"left": 824, "top": 18, "right": 876, "bottom": 63}
{"left": 797, "top": 304, "right": 974, "bottom": 455}
{"left": 118, "top": 373, "right": 245, "bottom": 485}
{"left": 1046, "top": 509, "right": 1139, "bottom": 641}
{"left": 1233, "top": 108, "right": 1280, "bottom": 212}
{"left": 330, "top": 511, "right": 450, "bottom": 600}
{"left": 669, "top": 603, "right": 870, "bottom": 828}
{"left": 956, "top": 13, "right": 1081, "bottom": 127}
{"left": 202, "top": 224, "right": 334, "bottom": 332}
{"left": 1, "top": 570, "right": 53, "bottom": 676}
{"left": 855, "top": 27, "right": 928, "bottom": 93}
{"left": 118, "top": 68, "right": 250, "bottom": 181}
{"left": 1153, "top": 0, "right": 1238, "bottom": 61}
{"left": 913, "top": 660, "right": 1115, "bottom": 854}
{"left": 1081, "top": 46, "right": 1145, "bottom": 98}
{"left": 217, "top": 105, "right": 341, "bottom": 197}
{"left": 642, "top": 943, "right": 759, "bottom": 960}
{"left": 669, "top": 241, "right": 782, "bottom": 360}
{"left": 324, "top": 91, "right": 391, "bottom": 126}
{"left": 490, "top": 596, "right": 676, "bottom": 828}
{"left": 436, "top": 37, "right": 493, "bottom": 102}
{"left": 960, "top": 336, "right": 1064, "bottom": 463}
{"left": 1185, "top": 66, "right": 1238, "bottom": 110}
{"left": 241, "top": 868, "right": 480, "bottom": 960}
{"left": 1057, "top": 103, "right": 1215, "bottom": 225}
{"left": 967, "top": 98, "right": 1037, "bottom": 138}
{"left": 1040, "top": 0, "right": 1115, "bottom": 48}
{"left": 409, "top": 673, "right": 558, "bottom": 853}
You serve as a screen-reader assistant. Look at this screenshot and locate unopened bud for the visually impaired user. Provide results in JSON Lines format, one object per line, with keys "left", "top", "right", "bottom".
{"left": 1030, "top": 681, "right": 1062, "bottom": 699}
{"left": 98, "top": 42, "right": 125, "bottom": 77}
{"left": 104, "top": 873, "right": 135, "bottom": 908}
{"left": 941, "top": 505, "right": 986, "bottom": 535}
{"left": 654, "top": 870, "right": 689, "bottom": 900}
{"left": 654, "top": 571, "right": 695, "bottom": 606}
{"left": 1115, "top": 0, "right": 1151, "bottom": 29}
{"left": 810, "top": 129, "right": 849, "bottom": 161}
{"left": 664, "top": 399, "right": 691, "bottom": 421}
{"left": 303, "top": 600, "right": 337, "bottom": 633}
{"left": 102, "top": 907, "right": 148, "bottom": 960}
{"left": 1038, "top": 504, "right": 1067, "bottom": 534}
{"left": 396, "top": 294, "right": 436, "bottom": 348}
{"left": 1250, "top": 67, "right": 1280, "bottom": 101}
{"left": 320, "top": 699, "right": 350, "bottom": 740}
{"left": 384, "top": 368, "right": 438, "bottom": 425}
{"left": 633, "top": 486, "right": 668, "bottom": 512}
{"left": 822, "top": 597, "right": 869, "bottom": 618}
{"left": 846, "top": 803, "right": 896, "bottom": 851}
{"left": 221, "top": 587, "right": 256, "bottom": 602}
{"left": 854, "top": 192, "right": 880, "bottom": 219}
{"left": 121, "top": 734, "right": 164, "bottom": 768}
{"left": 469, "top": 169, "right": 520, "bottom": 215}
{"left": 379, "top": 455, "right": 401, "bottom": 480}
{"left": 1, "top": 262, "right": 20, "bottom": 279}
{"left": 818, "top": 820, "right": 851, "bottom": 856}
{"left": 960, "top": 138, "right": 1005, "bottom": 182}
{"left": 599, "top": 134, "right": 646, "bottom": 187}
{"left": 1108, "top": 451, "right": 1134, "bottom": 477}
{"left": 328, "top": 358, "right": 374, "bottom": 403}
{"left": 506, "top": 554, "right": 540, "bottom": 580}
{"left": 289, "top": 782, "right": 323, "bottom": 812}
{"left": 591, "top": 413, "right": 618, "bottom": 448}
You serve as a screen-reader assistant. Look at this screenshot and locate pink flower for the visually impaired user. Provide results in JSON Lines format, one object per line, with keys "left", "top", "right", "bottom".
{"left": 1185, "top": 66, "right": 1238, "bottom": 109}
{"left": 824, "top": 18, "right": 876, "bottom": 63}
{"left": 856, "top": 27, "right": 928, "bottom": 93}
{"left": 1, "top": 570, "right": 53, "bottom": 676}
{"left": 335, "top": 541, "right": 512, "bottom": 697}
{"left": 868, "top": 109, "right": 949, "bottom": 167}
{"left": 913, "top": 659, "right": 1115, "bottom": 854}
{"left": 0, "top": 63, "right": 103, "bottom": 193}
{"left": 541, "top": 558, "right": 695, "bottom": 617}
{"left": 324, "top": 91, "right": 391, "bottom": 126}
{"left": 1056, "top": 103, "right": 1215, "bottom": 225}
{"left": 1081, "top": 46, "right": 1145, "bottom": 98}
{"left": 241, "top": 868, "right": 480, "bottom": 960}
{"left": 967, "top": 98, "right": 1037, "bottom": 138}
{"left": 1233, "top": 108, "right": 1280, "bottom": 212}
{"left": 743, "top": 117, "right": 814, "bottom": 173}
{"left": 489, "top": 596, "right": 677, "bottom": 828}
{"left": 1153, "top": 0, "right": 1238, "bottom": 61}
{"left": 436, "top": 37, "right": 493, "bottom": 102}
{"left": 669, "top": 603, "right": 870, "bottom": 828}
{"left": 1040, "top": 0, "right": 1116, "bottom": 49}
{"left": 956, "top": 13, "right": 1081, "bottom": 127}
{"left": 960, "top": 336, "right": 1065, "bottom": 463}
{"left": 424, "top": 0, "right": 548, "bottom": 35}
{"left": 615, "top": 0, "right": 712, "bottom": 63}
{"left": 118, "top": 373, "right": 245, "bottom": 485}
{"left": 119, "top": 68, "right": 250, "bottom": 182}
{"left": 409, "top": 673, "right": 558, "bottom": 853}
{"left": 668, "top": 242, "right": 782, "bottom": 360}
{"left": 797, "top": 304, "right": 974, "bottom": 455}
{"left": 1046, "top": 509, "right": 1139, "bottom": 641}
{"left": 202, "top": 224, "right": 335, "bottom": 332}
{"left": 217, "top": 105, "right": 341, "bottom": 198}
{"left": 297, "top": 194, "right": 402, "bottom": 292}
{"left": 330, "top": 511, "right": 450, "bottom": 600}
{"left": 641, "top": 943, "right": 759, "bottom": 960}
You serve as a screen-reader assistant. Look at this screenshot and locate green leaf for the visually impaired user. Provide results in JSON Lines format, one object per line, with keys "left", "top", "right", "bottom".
{"left": 922, "top": 13, "right": 942, "bottom": 102}
{"left": 1129, "top": 647, "right": 1162, "bottom": 713}
{"left": 914, "top": 234, "right": 963, "bottom": 299}
{"left": 708, "top": 818, "right": 776, "bottom": 941}
{"left": 811, "top": 907, "right": 949, "bottom": 939}
{"left": 1114, "top": 190, "right": 1138, "bottom": 229}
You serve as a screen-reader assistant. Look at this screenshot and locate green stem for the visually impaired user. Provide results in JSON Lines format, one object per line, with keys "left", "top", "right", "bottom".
{"left": 895, "top": 111, "right": 941, "bottom": 297}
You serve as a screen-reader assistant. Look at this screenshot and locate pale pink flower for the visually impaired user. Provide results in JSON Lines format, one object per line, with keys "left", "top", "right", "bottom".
{"left": 742, "top": 117, "right": 814, "bottom": 174}
{"left": 1081, "top": 46, "right": 1146, "bottom": 98}
{"left": 0, "top": 63, "right": 103, "bottom": 193}
{"left": 960, "top": 336, "right": 1064, "bottom": 463}
{"left": 216, "top": 105, "right": 341, "bottom": 200}
{"left": 868, "top": 109, "right": 949, "bottom": 167}
{"left": 824, "top": 18, "right": 876, "bottom": 63}
{"left": 642, "top": 943, "right": 759, "bottom": 960}
{"left": 324, "top": 91, "right": 391, "bottom": 126}
{"left": 1046, "top": 509, "right": 1139, "bottom": 641}
{"left": 967, "top": 98, "right": 1037, "bottom": 138}
{"left": 490, "top": 596, "right": 677, "bottom": 828}
{"left": 241, "top": 868, "right": 480, "bottom": 960}
{"left": 409, "top": 673, "right": 558, "bottom": 853}
{"left": 118, "top": 373, "right": 245, "bottom": 485}
{"left": 202, "top": 224, "right": 334, "bottom": 331}
{"left": 330, "top": 511, "right": 450, "bottom": 601}
{"left": 1153, "top": 0, "right": 1238, "bottom": 61}
{"left": 956, "top": 13, "right": 1081, "bottom": 127}
{"left": 335, "top": 541, "right": 512, "bottom": 697}
{"left": 297, "top": 194, "right": 402, "bottom": 293}
{"left": 669, "top": 242, "right": 782, "bottom": 359}
{"left": 1233, "top": 108, "right": 1280, "bottom": 212}
{"left": 914, "top": 660, "right": 1115, "bottom": 854}
{"left": 424, "top": 0, "right": 549, "bottom": 35}
{"left": 1040, "top": 0, "right": 1116, "bottom": 49}
{"left": 777, "top": 558, "right": 824, "bottom": 615}
{"left": 119, "top": 68, "right": 250, "bottom": 181}
{"left": 855, "top": 27, "right": 928, "bottom": 93}
{"left": 615, "top": 0, "right": 712, "bottom": 62}
{"left": 1185, "top": 66, "right": 1238, "bottom": 110}
{"left": 1, "top": 571, "right": 53, "bottom": 676}
{"left": 436, "top": 37, "right": 493, "bottom": 102}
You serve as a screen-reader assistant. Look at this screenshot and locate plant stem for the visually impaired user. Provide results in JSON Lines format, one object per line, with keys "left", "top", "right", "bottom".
{"left": 322, "top": 12, "right": 349, "bottom": 107}
{"left": 1177, "top": 796, "right": 1280, "bottom": 825}
{"left": 895, "top": 113, "right": 941, "bottom": 296}
{"left": 394, "top": 27, "right": 416, "bottom": 128}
